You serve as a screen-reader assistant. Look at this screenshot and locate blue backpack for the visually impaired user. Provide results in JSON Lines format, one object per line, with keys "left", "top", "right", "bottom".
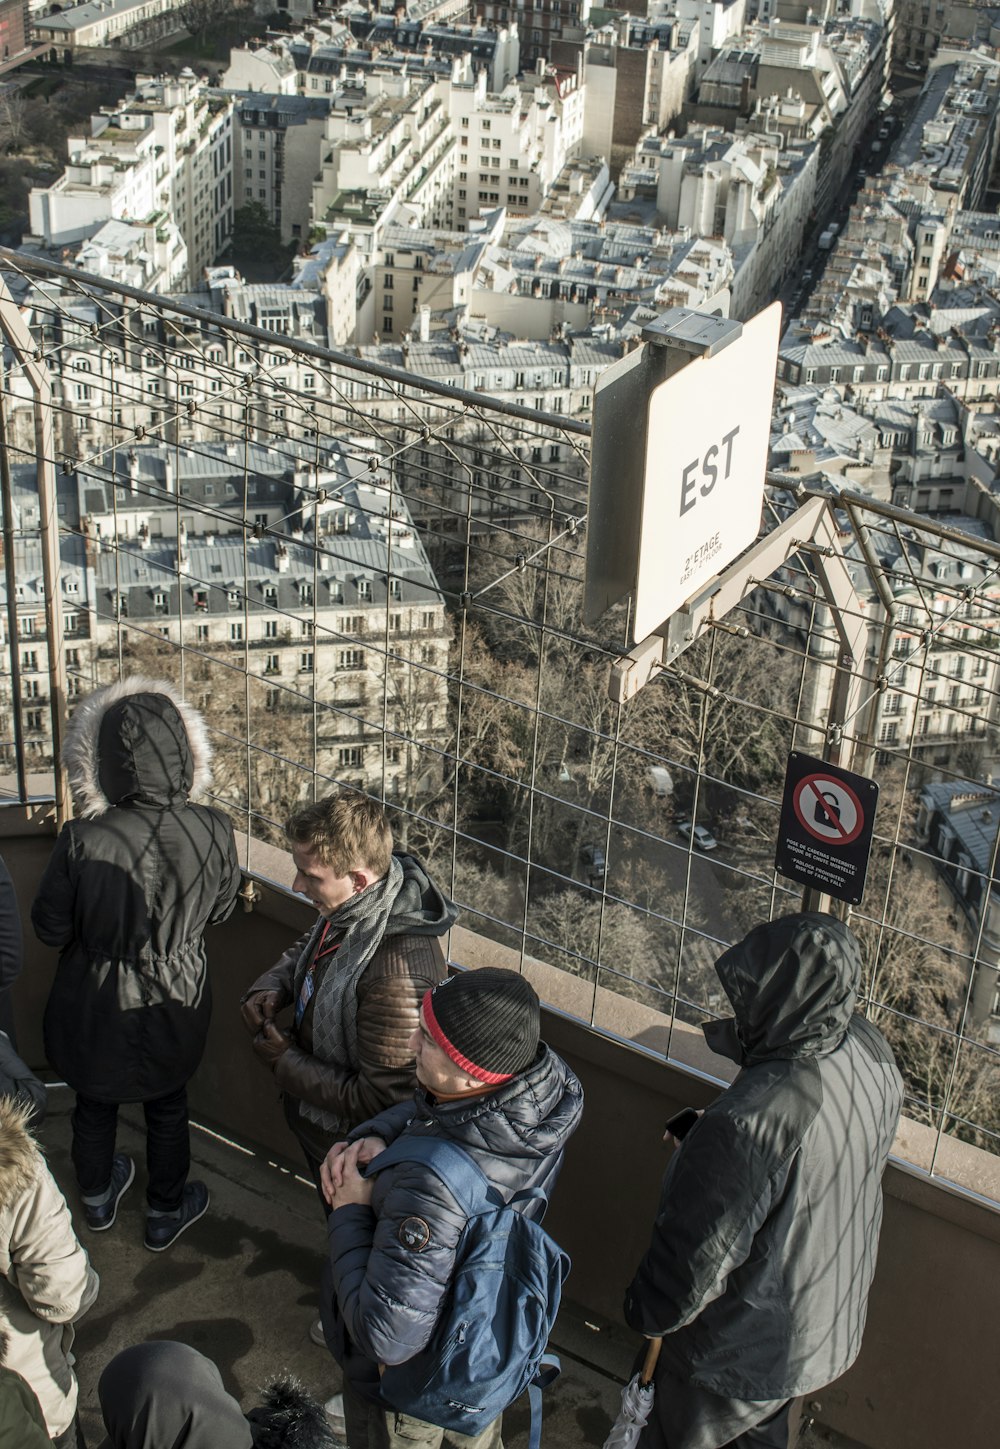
{"left": 366, "top": 1134, "right": 569, "bottom": 1449}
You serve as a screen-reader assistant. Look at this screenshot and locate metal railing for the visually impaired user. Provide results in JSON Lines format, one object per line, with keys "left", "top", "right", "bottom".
{"left": 2, "top": 247, "right": 999, "bottom": 1202}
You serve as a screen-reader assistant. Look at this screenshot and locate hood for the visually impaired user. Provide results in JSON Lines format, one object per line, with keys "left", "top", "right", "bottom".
{"left": 98, "top": 1342, "right": 252, "bottom": 1449}
{"left": 63, "top": 676, "right": 212, "bottom": 818}
{"left": 0, "top": 1097, "right": 40, "bottom": 1212}
{"left": 384, "top": 852, "right": 459, "bottom": 939}
{"left": 420, "top": 1042, "right": 584, "bottom": 1166}
{"left": 703, "top": 912, "right": 860, "bottom": 1067}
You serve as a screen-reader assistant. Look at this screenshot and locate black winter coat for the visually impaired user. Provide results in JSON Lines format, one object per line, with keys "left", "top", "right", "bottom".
{"left": 32, "top": 681, "right": 242, "bottom": 1103}
{"left": 324, "top": 1042, "right": 583, "bottom": 1402}
{"left": 625, "top": 912, "right": 903, "bottom": 1401}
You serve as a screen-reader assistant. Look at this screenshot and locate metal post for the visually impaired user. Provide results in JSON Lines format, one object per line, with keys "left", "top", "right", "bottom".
{"left": 0, "top": 272, "right": 68, "bottom": 824}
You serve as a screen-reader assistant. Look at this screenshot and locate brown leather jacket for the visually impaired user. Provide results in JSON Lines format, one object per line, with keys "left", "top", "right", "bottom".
{"left": 247, "top": 923, "right": 446, "bottom": 1154}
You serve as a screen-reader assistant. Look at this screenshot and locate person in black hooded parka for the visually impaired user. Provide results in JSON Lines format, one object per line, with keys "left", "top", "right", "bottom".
{"left": 32, "top": 677, "right": 242, "bottom": 1250}
{"left": 625, "top": 912, "right": 903, "bottom": 1449}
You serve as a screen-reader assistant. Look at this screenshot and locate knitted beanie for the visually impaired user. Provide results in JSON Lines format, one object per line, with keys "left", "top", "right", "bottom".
{"left": 423, "top": 969, "right": 540, "bottom": 1084}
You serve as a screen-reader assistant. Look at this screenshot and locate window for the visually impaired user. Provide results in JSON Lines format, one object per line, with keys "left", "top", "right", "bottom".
{"left": 342, "top": 616, "right": 363, "bottom": 636}
{"left": 22, "top": 651, "right": 38, "bottom": 672}
{"left": 153, "top": 591, "right": 167, "bottom": 613}
{"left": 196, "top": 624, "right": 209, "bottom": 642}
{"left": 18, "top": 617, "right": 33, "bottom": 637}
{"left": 876, "top": 365, "right": 889, "bottom": 382}
{"left": 390, "top": 612, "right": 403, "bottom": 632}
{"left": 338, "top": 649, "right": 364, "bottom": 671}
{"left": 264, "top": 619, "right": 278, "bottom": 639}
{"left": 227, "top": 590, "right": 241, "bottom": 609}
{"left": 301, "top": 619, "right": 314, "bottom": 637}
{"left": 420, "top": 610, "right": 435, "bottom": 629}
{"left": 357, "top": 580, "right": 372, "bottom": 601}
{"left": 65, "top": 649, "right": 79, "bottom": 669}
{"left": 265, "top": 653, "right": 280, "bottom": 674}
{"left": 25, "top": 709, "right": 44, "bottom": 733}
{"left": 64, "top": 613, "right": 78, "bottom": 634}
{"left": 299, "top": 651, "right": 314, "bottom": 673}
{"left": 386, "top": 746, "right": 402, "bottom": 765}
{"left": 230, "top": 623, "right": 243, "bottom": 642}
{"left": 299, "top": 584, "right": 313, "bottom": 606}
{"left": 338, "top": 747, "right": 364, "bottom": 768}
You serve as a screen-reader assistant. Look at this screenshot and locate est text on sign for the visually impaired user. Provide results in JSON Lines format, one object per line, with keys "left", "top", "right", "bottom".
{"left": 632, "top": 301, "right": 781, "bottom": 640}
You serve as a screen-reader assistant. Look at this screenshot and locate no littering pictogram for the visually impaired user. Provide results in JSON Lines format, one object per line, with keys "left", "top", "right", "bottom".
{"left": 792, "top": 773, "right": 865, "bottom": 847}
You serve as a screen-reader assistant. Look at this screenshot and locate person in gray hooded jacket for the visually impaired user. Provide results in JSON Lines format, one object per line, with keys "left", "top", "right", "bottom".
{"left": 625, "top": 912, "right": 903, "bottom": 1449}
{"left": 32, "top": 677, "right": 242, "bottom": 1251}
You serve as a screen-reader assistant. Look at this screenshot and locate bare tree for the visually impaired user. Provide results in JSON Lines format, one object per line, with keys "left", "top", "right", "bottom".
{"left": 0, "top": 90, "right": 28, "bottom": 152}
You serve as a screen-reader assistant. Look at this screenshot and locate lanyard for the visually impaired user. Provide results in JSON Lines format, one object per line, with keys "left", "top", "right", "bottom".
{"left": 294, "top": 921, "right": 339, "bottom": 1028}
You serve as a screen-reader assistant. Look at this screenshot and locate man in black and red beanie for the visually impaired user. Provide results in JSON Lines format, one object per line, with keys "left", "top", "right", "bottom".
{"left": 317, "top": 967, "right": 583, "bottom": 1449}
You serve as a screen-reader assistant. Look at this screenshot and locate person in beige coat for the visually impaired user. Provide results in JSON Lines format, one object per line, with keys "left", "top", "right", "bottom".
{"left": 0, "top": 1097, "right": 99, "bottom": 1447}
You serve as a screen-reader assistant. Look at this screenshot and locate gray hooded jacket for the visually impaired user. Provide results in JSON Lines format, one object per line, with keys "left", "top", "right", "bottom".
{"left": 32, "top": 678, "right": 242, "bottom": 1103}
{"left": 625, "top": 912, "right": 903, "bottom": 1399}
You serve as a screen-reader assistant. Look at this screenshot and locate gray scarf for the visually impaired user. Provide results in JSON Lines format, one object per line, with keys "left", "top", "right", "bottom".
{"left": 295, "top": 854, "right": 404, "bottom": 1135}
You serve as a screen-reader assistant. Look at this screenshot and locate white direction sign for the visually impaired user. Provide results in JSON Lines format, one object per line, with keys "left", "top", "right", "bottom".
{"left": 633, "top": 301, "right": 782, "bottom": 641}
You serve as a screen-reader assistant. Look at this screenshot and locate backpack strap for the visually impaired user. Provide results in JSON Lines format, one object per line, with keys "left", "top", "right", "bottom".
{"left": 526, "top": 1353, "right": 561, "bottom": 1449}
{"left": 364, "top": 1133, "right": 499, "bottom": 1218}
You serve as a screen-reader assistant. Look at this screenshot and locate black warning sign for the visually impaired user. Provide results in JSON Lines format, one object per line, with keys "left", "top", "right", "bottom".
{"left": 775, "top": 752, "right": 879, "bottom": 905}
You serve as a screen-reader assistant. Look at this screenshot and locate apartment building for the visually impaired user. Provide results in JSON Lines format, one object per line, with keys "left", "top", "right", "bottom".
{"left": 916, "top": 779, "right": 1000, "bottom": 1039}
{"left": 761, "top": 508, "right": 1000, "bottom": 780}
{"left": 449, "top": 62, "right": 585, "bottom": 230}
{"left": 471, "top": 0, "right": 593, "bottom": 68}
{"left": 310, "top": 70, "right": 457, "bottom": 256}
{"left": 28, "top": 70, "right": 234, "bottom": 284}
{"left": 553, "top": 15, "right": 700, "bottom": 178}
{"left": 0, "top": 447, "right": 452, "bottom": 803}
{"left": 890, "top": 54, "right": 1000, "bottom": 213}
{"left": 4, "top": 269, "right": 337, "bottom": 463}
{"left": 343, "top": 327, "right": 621, "bottom": 531}
{"left": 232, "top": 93, "right": 331, "bottom": 244}
{"left": 32, "top": 0, "right": 185, "bottom": 58}
{"left": 618, "top": 123, "right": 818, "bottom": 317}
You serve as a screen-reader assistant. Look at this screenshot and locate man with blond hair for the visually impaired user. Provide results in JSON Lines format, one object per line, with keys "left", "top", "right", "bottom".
{"left": 241, "top": 789, "right": 456, "bottom": 1188}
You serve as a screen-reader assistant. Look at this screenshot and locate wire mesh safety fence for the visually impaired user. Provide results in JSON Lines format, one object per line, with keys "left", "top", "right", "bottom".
{"left": 2, "top": 249, "right": 1000, "bottom": 1200}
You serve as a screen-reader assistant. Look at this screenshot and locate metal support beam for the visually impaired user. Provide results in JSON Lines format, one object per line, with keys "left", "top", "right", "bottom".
{"left": 608, "top": 495, "right": 869, "bottom": 917}
{"left": 0, "top": 272, "right": 68, "bottom": 825}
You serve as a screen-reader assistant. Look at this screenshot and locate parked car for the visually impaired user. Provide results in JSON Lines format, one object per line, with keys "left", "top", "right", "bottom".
{"left": 579, "top": 842, "right": 606, "bottom": 881}
{"left": 646, "top": 765, "right": 674, "bottom": 798}
{"left": 677, "top": 821, "right": 718, "bottom": 852}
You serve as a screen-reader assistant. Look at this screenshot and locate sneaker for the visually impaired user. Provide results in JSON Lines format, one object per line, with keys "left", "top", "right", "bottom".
{"left": 143, "top": 1181, "right": 209, "bottom": 1252}
{"left": 81, "top": 1154, "right": 135, "bottom": 1232}
{"left": 324, "top": 1393, "right": 346, "bottom": 1439}
{"left": 309, "top": 1317, "right": 327, "bottom": 1348}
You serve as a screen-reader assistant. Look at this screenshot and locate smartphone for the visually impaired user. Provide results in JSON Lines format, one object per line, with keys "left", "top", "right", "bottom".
{"left": 665, "top": 1107, "right": 700, "bottom": 1140}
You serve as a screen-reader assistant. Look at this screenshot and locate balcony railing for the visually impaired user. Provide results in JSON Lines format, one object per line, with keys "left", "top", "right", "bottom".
{"left": 2, "top": 245, "right": 1000, "bottom": 1215}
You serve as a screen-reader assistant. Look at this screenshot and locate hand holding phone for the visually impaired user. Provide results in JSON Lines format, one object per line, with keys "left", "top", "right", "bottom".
{"left": 664, "top": 1107, "right": 701, "bottom": 1143}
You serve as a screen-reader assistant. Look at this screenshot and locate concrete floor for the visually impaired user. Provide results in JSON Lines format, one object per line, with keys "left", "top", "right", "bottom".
{"left": 36, "top": 1087, "right": 852, "bottom": 1449}
{"left": 36, "top": 1086, "right": 627, "bottom": 1449}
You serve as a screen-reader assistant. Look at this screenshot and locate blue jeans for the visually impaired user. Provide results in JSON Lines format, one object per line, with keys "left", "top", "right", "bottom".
{"left": 72, "top": 1086, "right": 190, "bottom": 1213}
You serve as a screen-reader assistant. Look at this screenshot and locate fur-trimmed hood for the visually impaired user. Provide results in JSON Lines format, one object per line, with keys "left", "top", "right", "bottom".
{"left": 63, "top": 677, "right": 213, "bottom": 819}
{"left": 0, "top": 1097, "right": 41, "bottom": 1213}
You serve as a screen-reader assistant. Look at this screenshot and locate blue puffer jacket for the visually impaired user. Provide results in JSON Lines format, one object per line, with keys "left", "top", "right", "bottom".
{"left": 324, "top": 1043, "right": 583, "bottom": 1401}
